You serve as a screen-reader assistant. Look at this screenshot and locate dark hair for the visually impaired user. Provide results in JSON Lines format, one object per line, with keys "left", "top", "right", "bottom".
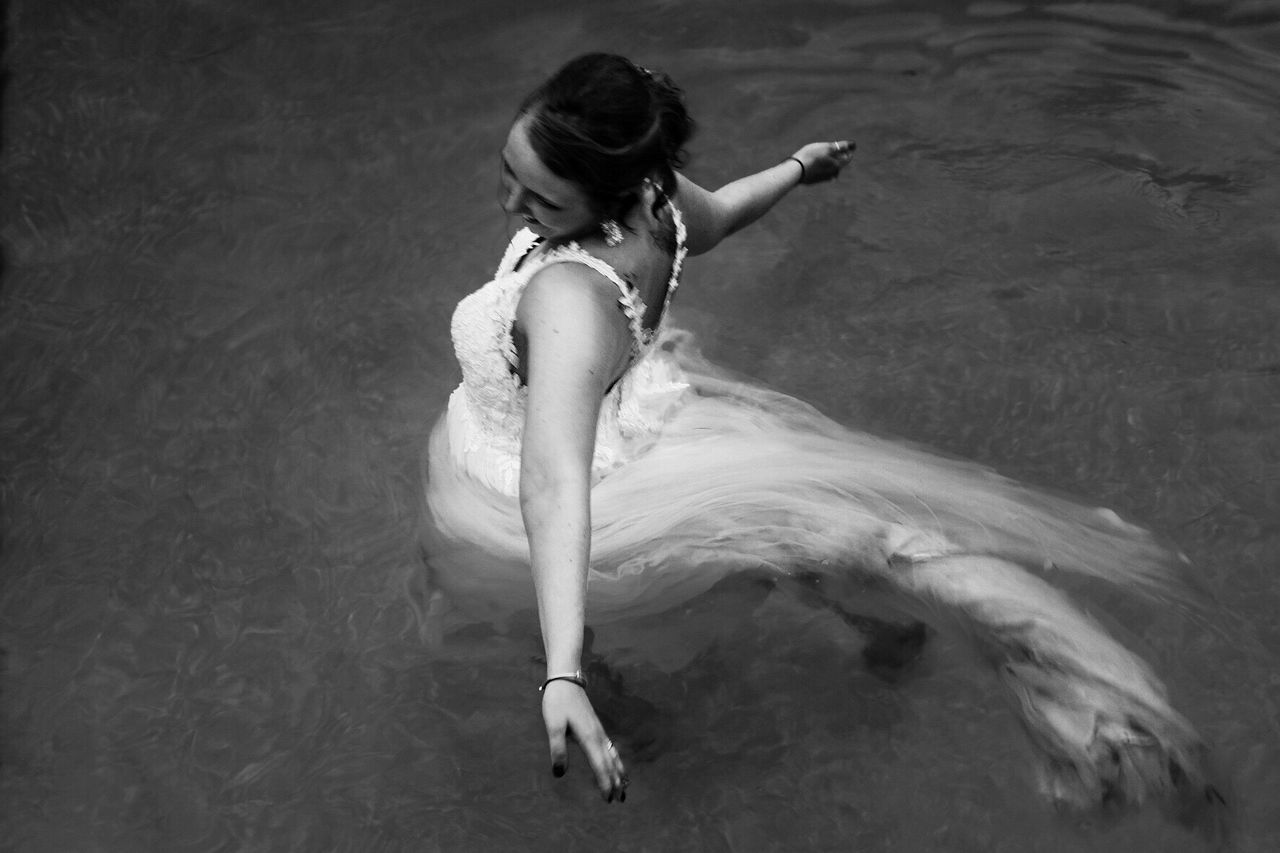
{"left": 519, "top": 53, "right": 695, "bottom": 221}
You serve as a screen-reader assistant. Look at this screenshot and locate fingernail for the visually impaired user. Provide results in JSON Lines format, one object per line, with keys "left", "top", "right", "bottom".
{"left": 552, "top": 763, "right": 565, "bottom": 778}
{"left": 620, "top": 789, "right": 627, "bottom": 803}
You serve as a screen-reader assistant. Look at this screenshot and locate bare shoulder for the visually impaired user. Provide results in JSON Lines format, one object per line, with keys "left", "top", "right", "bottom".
{"left": 515, "top": 261, "right": 632, "bottom": 380}
{"left": 517, "top": 261, "right": 624, "bottom": 328}
{"left": 671, "top": 172, "right": 723, "bottom": 256}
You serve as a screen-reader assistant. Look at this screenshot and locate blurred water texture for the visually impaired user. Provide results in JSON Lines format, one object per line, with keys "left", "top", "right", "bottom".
{"left": 2, "top": 0, "right": 1279, "bottom": 850}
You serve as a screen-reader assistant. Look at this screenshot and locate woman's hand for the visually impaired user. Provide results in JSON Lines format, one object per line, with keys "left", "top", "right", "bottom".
{"left": 790, "top": 139, "right": 856, "bottom": 184}
{"left": 542, "top": 681, "right": 628, "bottom": 802}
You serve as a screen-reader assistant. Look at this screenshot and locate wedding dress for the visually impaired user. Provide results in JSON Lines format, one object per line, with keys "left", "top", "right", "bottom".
{"left": 422, "top": 202, "right": 1221, "bottom": 821}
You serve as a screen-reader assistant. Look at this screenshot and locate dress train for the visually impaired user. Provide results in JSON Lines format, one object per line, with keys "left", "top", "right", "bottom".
{"left": 422, "top": 329, "right": 1226, "bottom": 827}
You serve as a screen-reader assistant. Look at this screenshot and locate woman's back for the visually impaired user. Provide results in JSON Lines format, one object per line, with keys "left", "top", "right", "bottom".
{"left": 525, "top": 182, "right": 683, "bottom": 341}
{"left": 444, "top": 198, "right": 691, "bottom": 496}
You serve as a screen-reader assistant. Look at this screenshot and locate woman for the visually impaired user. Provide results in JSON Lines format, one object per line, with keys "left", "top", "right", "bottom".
{"left": 423, "top": 54, "right": 1221, "bottom": 821}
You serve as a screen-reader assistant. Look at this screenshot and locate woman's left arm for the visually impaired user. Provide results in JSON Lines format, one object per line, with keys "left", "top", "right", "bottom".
{"left": 516, "top": 263, "right": 632, "bottom": 802}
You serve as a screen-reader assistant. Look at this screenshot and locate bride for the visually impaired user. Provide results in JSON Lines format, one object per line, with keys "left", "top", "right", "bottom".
{"left": 421, "top": 52, "right": 1223, "bottom": 825}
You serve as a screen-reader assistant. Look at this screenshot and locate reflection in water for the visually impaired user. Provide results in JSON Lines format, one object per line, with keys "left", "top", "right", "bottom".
{"left": 2, "top": 1, "right": 1278, "bottom": 850}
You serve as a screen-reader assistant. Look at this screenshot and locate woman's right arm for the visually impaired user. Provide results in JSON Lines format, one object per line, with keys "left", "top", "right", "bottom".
{"left": 674, "top": 139, "right": 855, "bottom": 255}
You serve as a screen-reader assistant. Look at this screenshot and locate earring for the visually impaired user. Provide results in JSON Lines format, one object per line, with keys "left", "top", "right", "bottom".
{"left": 601, "top": 219, "right": 624, "bottom": 247}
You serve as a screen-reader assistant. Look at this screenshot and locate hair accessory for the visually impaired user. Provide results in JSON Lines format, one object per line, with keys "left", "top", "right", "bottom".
{"left": 601, "top": 219, "right": 624, "bottom": 247}
{"left": 788, "top": 156, "right": 806, "bottom": 184}
{"left": 540, "top": 671, "right": 588, "bottom": 692}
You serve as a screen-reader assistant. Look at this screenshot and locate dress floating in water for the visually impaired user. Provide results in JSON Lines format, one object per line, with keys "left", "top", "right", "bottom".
{"left": 423, "top": 224, "right": 1225, "bottom": 827}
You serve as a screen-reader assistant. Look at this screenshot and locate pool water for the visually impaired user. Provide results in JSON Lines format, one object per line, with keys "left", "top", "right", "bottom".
{"left": 2, "top": 0, "right": 1278, "bottom": 850}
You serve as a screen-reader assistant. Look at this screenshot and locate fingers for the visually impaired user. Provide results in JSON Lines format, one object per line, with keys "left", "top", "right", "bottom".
{"left": 546, "top": 725, "right": 569, "bottom": 778}
{"left": 611, "top": 742, "right": 629, "bottom": 802}
{"left": 542, "top": 689, "right": 629, "bottom": 803}
{"left": 828, "top": 140, "right": 856, "bottom": 174}
{"left": 594, "top": 737, "right": 627, "bottom": 803}
{"left": 576, "top": 730, "right": 627, "bottom": 803}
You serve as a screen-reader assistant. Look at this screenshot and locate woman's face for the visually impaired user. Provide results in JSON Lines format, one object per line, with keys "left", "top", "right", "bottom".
{"left": 499, "top": 113, "right": 597, "bottom": 242}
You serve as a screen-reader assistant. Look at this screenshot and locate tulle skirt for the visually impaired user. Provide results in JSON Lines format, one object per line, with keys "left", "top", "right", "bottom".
{"left": 422, "top": 329, "right": 1185, "bottom": 626}
{"left": 421, "top": 330, "right": 1222, "bottom": 822}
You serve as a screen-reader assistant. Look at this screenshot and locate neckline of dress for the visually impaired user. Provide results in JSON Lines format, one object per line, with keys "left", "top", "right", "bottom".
{"left": 512, "top": 201, "right": 688, "bottom": 351}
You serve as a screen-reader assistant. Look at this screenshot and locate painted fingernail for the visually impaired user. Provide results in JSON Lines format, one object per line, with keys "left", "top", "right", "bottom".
{"left": 552, "top": 762, "right": 565, "bottom": 778}
{"left": 620, "top": 789, "right": 627, "bottom": 803}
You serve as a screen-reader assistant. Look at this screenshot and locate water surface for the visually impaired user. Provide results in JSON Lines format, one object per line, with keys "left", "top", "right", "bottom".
{"left": 2, "top": 0, "right": 1279, "bottom": 850}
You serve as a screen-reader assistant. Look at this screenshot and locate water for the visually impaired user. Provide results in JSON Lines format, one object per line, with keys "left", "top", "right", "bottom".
{"left": 2, "top": 0, "right": 1278, "bottom": 850}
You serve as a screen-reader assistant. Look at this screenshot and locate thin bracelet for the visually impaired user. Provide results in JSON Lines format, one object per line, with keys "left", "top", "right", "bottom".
{"left": 539, "top": 671, "right": 587, "bottom": 692}
{"left": 787, "top": 156, "right": 806, "bottom": 184}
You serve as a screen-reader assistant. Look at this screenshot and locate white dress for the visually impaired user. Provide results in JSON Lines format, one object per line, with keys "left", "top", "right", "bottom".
{"left": 423, "top": 204, "right": 1219, "bottom": 818}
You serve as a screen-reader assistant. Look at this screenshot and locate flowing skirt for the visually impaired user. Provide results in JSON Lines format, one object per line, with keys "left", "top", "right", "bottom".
{"left": 422, "top": 329, "right": 1223, "bottom": 825}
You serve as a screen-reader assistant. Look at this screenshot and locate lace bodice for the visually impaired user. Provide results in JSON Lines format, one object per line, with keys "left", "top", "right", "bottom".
{"left": 445, "top": 205, "right": 691, "bottom": 496}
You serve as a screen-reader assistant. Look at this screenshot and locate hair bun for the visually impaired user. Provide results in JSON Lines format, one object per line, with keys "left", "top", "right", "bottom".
{"left": 519, "top": 54, "right": 696, "bottom": 218}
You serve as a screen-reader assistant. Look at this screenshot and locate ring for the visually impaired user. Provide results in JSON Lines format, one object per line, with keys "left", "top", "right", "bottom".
{"left": 606, "top": 741, "right": 617, "bottom": 753}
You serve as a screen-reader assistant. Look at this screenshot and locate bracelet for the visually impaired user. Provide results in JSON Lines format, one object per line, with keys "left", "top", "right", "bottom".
{"left": 539, "top": 671, "right": 587, "bottom": 692}
{"left": 787, "top": 156, "right": 806, "bottom": 184}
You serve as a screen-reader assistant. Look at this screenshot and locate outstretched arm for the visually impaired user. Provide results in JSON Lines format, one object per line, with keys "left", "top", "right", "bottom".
{"left": 516, "top": 263, "right": 632, "bottom": 802}
{"left": 675, "top": 139, "right": 855, "bottom": 255}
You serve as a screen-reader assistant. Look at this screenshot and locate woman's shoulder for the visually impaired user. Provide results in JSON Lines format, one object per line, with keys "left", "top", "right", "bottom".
{"left": 669, "top": 173, "right": 723, "bottom": 256}
{"left": 539, "top": 239, "right": 633, "bottom": 293}
{"left": 515, "top": 261, "right": 635, "bottom": 383}
{"left": 517, "top": 258, "right": 632, "bottom": 331}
